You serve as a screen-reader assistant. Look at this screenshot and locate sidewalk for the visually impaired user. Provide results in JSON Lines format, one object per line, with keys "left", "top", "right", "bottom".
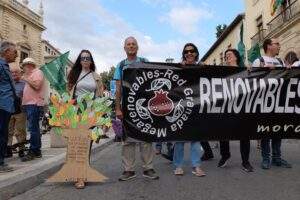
{"left": 0, "top": 130, "right": 114, "bottom": 200}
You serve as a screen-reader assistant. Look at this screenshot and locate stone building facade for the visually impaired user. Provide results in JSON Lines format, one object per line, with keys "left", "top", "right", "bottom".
{"left": 0, "top": 0, "right": 45, "bottom": 66}
{"left": 201, "top": 0, "right": 300, "bottom": 64}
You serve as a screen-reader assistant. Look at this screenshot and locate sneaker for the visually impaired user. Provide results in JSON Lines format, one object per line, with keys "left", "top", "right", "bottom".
{"left": 272, "top": 158, "right": 292, "bottom": 168}
{"left": 218, "top": 157, "right": 230, "bottom": 168}
{"left": 201, "top": 154, "right": 214, "bottom": 161}
{"left": 174, "top": 167, "right": 184, "bottom": 175}
{"left": 118, "top": 171, "right": 136, "bottom": 181}
{"left": 192, "top": 167, "right": 206, "bottom": 177}
{"left": 0, "top": 163, "right": 14, "bottom": 173}
{"left": 143, "top": 169, "right": 159, "bottom": 180}
{"left": 242, "top": 162, "right": 254, "bottom": 172}
{"left": 261, "top": 159, "right": 271, "bottom": 169}
{"left": 21, "top": 151, "right": 36, "bottom": 162}
{"left": 34, "top": 151, "right": 42, "bottom": 158}
{"left": 18, "top": 150, "right": 25, "bottom": 158}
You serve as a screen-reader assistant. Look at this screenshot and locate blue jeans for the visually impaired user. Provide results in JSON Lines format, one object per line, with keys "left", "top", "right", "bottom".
{"left": 24, "top": 105, "right": 43, "bottom": 154}
{"left": 173, "top": 142, "right": 203, "bottom": 168}
{"left": 0, "top": 109, "right": 11, "bottom": 165}
{"left": 261, "top": 139, "right": 281, "bottom": 161}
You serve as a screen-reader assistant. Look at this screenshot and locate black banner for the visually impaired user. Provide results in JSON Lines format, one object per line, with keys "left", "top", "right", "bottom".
{"left": 122, "top": 62, "right": 300, "bottom": 142}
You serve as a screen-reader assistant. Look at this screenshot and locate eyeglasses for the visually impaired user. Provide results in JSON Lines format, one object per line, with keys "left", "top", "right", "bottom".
{"left": 81, "top": 56, "right": 91, "bottom": 61}
{"left": 184, "top": 49, "right": 196, "bottom": 54}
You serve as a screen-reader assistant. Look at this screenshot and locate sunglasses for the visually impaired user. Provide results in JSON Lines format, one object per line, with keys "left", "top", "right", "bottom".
{"left": 81, "top": 56, "right": 91, "bottom": 61}
{"left": 184, "top": 49, "right": 196, "bottom": 54}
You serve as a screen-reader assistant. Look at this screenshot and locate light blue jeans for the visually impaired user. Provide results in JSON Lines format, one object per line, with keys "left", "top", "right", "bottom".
{"left": 173, "top": 142, "right": 203, "bottom": 168}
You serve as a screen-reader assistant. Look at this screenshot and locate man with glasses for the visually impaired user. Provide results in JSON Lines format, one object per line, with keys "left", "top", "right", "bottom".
{"left": 114, "top": 36, "right": 159, "bottom": 181}
{"left": 252, "top": 38, "right": 292, "bottom": 169}
{"left": 0, "top": 41, "right": 18, "bottom": 172}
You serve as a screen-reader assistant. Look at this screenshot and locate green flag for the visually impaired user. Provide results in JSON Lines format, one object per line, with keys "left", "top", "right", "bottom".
{"left": 40, "top": 51, "right": 69, "bottom": 95}
{"left": 237, "top": 23, "right": 245, "bottom": 62}
{"left": 247, "top": 43, "right": 261, "bottom": 63}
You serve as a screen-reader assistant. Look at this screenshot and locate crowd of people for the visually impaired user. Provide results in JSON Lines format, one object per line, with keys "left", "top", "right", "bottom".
{"left": 0, "top": 36, "right": 299, "bottom": 189}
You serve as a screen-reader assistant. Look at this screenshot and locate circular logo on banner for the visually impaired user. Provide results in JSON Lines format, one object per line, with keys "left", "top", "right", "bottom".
{"left": 126, "top": 69, "right": 195, "bottom": 138}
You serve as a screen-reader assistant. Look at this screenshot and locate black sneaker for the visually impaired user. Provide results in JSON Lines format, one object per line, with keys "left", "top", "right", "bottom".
{"left": 118, "top": 171, "right": 136, "bottom": 181}
{"left": 34, "top": 151, "right": 42, "bottom": 158}
{"left": 242, "top": 162, "right": 254, "bottom": 172}
{"left": 143, "top": 169, "right": 159, "bottom": 180}
{"left": 218, "top": 157, "right": 230, "bottom": 168}
{"left": 21, "top": 151, "right": 37, "bottom": 162}
{"left": 272, "top": 158, "right": 292, "bottom": 168}
{"left": 201, "top": 154, "right": 214, "bottom": 161}
{"left": 18, "top": 150, "right": 25, "bottom": 158}
{"left": 0, "top": 163, "right": 14, "bottom": 173}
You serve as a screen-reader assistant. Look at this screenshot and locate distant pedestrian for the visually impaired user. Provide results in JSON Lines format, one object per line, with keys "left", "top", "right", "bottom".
{"left": 284, "top": 51, "right": 300, "bottom": 67}
{"left": 7, "top": 64, "right": 26, "bottom": 158}
{"left": 21, "top": 58, "right": 45, "bottom": 162}
{"left": 0, "top": 41, "right": 18, "bottom": 173}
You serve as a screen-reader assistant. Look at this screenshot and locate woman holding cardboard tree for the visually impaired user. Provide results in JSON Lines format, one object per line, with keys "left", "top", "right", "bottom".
{"left": 67, "top": 49, "right": 103, "bottom": 189}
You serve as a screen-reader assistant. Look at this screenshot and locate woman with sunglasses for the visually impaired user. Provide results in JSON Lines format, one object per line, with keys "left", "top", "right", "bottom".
{"left": 173, "top": 43, "right": 206, "bottom": 177}
{"left": 217, "top": 48, "right": 253, "bottom": 172}
{"left": 67, "top": 50, "right": 103, "bottom": 189}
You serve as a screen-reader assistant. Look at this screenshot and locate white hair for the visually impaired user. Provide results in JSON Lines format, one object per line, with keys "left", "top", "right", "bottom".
{"left": 0, "top": 41, "right": 16, "bottom": 55}
{"left": 124, "top": 36, "right": 138, "bottom": 46}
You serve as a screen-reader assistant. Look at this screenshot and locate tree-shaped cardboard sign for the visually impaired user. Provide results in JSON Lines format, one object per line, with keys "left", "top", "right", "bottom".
{"left": 47, "top": 93, "right": 112, "bottom": 183}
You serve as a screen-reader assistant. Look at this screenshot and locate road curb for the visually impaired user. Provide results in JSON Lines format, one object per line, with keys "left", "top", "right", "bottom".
{"left": 0, "top": 138, "right": 114, "bottom": 200}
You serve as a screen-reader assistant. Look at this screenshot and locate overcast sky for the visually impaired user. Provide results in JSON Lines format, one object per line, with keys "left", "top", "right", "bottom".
{"left": 29, "top": 0, "right": 244, "bottom": 72}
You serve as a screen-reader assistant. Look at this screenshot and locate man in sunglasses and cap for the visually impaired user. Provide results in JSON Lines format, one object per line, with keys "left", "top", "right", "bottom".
{"left": 21, "top": 57, "right": 45, "bottom": 162}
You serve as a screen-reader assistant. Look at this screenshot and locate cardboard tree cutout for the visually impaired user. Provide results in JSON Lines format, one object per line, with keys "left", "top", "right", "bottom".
{"left": 47, "top": 93, "right": 112, "bottom": 183}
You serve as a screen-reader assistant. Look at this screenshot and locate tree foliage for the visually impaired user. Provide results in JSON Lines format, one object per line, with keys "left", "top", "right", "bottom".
{"left": 100, "top": 66, "right": 115, "bottom": 90}
{"left": 216, "top": 24, "right": 228, "bottom": 38}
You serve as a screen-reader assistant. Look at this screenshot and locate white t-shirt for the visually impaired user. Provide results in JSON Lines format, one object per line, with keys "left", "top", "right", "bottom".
{"left": 292, "top": 60, "right": 300, "bottom": 67}
{"left": 252, "top": 56, "right": 285, "bottom": 68}
{"left": 75, "top": 71, "right": 96, "bottom": 97}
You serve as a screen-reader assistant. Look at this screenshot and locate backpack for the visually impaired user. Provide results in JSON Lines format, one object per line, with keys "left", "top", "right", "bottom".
{"left": 118, "top": 57, "right": 148, "bottom": 76}
{"left": 259, "top": 56, "right": 284, "bottom": 67}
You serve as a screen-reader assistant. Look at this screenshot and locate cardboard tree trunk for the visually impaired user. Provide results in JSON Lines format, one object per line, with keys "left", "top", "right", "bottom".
{"left": 48, "top": 125, "right": 108, "bottom": 183}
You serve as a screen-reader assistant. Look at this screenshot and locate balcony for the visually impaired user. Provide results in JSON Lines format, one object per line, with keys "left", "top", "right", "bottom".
{"left": 267, "top": 0, "right": 300, "bottom": 35}
{"left": 251, "top": 29, "right": 267, "bottom": 45}
{"left": 9, "top": 0, "right": 43, "bottom": 24}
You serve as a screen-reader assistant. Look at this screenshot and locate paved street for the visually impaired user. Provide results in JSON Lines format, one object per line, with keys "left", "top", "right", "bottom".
{"left": 12, "top": 140, "right": 300, "bottom": 200}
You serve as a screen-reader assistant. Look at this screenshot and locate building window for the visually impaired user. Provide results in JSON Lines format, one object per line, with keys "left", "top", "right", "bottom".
{"left": 20, "top": 51, "right": 29, "bottom": 63}
{"left": 213, "top": 59, "right": 216, "bottom": 65}
{"left": 23, "top": 24, "right": 27, "bottom": 33}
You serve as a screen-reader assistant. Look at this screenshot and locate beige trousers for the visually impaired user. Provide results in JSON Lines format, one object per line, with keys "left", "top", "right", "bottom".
{"left": 122, "top": 142, "right": 154, "bottom": 172}
{"left": 8, "top": 113, "right": 27, "bottom": 150}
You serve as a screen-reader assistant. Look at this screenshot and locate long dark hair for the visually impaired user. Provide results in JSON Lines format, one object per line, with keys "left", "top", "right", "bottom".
{"left": 182, "top": 43, "right": 199, "bottom": 62}
{"left": 67, "top": 50, "right": 96, "bottom": 90}
{"left": 224, "top": 48, "right": 245, "bottom": 68}
{"left": 285, "top": 51, "right": 298, "bottom": 65}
